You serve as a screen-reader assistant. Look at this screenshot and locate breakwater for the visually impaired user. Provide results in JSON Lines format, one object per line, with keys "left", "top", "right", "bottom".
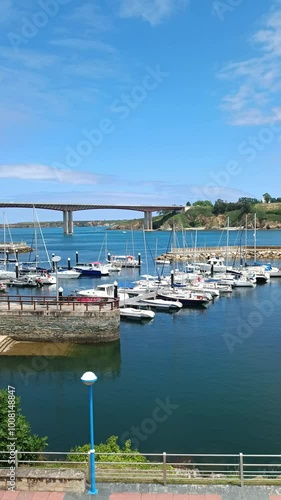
{"left": 159, "top": 246, "right": 281, "bottom": 262}
{"left": 0, "top": 242, "right": 33, "bottom": 254}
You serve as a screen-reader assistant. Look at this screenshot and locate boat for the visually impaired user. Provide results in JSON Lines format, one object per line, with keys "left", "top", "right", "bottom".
{"left": 194, "top": 257, "right": 227, "bottom": 273}
{"left": 74, "top": 261, "right": 109, "bottom": 277}
{"left": 8, "top": 277, "right": 44, "bottom": 288}
{"left": 56, "top": 269, "right": 81, "bottom": 279}
{"left": 139, "top": 298, "right": 182, "bottom": 310}
{"left": 108, "top": 255, "right": 141, "bottom": 268}
{"left": 120, "top": 307, "right": 155, "bottom": 321}
{"left": 76, "top": 283, "right": 129, "bottom": 305}
{"left": 232, "top": 276, "right": 256, "bottom": 288}
{"left": 156, "top": 289, "right": 211, "bottom": 307}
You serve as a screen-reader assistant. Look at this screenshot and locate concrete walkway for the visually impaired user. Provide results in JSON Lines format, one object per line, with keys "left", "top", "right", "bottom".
{"left": 2, "top": 485, "right": 281, "bottom": 500}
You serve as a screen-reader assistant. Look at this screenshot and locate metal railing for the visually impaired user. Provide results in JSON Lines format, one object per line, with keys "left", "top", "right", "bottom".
{"left": 1, "top": 450, "right": 281, "bottom": 485}
{"left": 0, "top": 295, "right": 119, "bottom": 312}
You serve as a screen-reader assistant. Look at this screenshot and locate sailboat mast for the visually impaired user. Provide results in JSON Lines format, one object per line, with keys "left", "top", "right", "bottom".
{"left": 245, "top": 214, "right": 248, "bottom": 266}
{"left": 254, "top": 213, "right": 257, "bottom": 262}
{"left": 226, "top": 216, "right": 229, "bottom": 268}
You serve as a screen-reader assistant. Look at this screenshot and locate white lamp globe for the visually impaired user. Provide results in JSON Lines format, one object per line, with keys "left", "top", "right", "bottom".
{"left": 81, "top": 371, "right": 98, "bottom": 386}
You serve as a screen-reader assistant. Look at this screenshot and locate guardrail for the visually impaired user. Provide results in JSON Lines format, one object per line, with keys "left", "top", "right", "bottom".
{"left": 0, "top": 295, "right": 119, "bottom": 312}
{"left": 1, "top": 450, "right": 281, "bottom": 485}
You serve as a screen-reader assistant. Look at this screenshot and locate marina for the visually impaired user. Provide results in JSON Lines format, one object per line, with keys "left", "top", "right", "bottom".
{"left": 1, "top": 226, "right": 281, "bottom": 458}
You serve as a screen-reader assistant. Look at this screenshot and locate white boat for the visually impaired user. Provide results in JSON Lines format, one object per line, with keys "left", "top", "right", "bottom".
{"left": 232, "top": 277, "right": 256, "bottom": 288}
{"left": 76, "top": 283, "right": 129, "bottom": 305}
{"left": 56, "top": 269, "right": 81, "bottom": 279}
{"left": 120, "top": 307, "right": 155, "bottom": 321}
{"left": 140, "top": 298, "right": 182, "bottom": 310}
{"left": 0, "top": 268, "right": 16, "bottom": 280}
{"left": 193, "top": 257, "right": 227, "bottom": 273}
{"left": 108, "top": 255, "right": 141, "bottom": 268}
{"left": 157, "top": 289, "right": 211, "bottom": 307}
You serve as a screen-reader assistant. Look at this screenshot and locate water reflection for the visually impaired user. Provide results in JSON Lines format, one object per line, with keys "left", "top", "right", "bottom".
{"left": 0, "top": 340, "right": 121, "bottom": 385}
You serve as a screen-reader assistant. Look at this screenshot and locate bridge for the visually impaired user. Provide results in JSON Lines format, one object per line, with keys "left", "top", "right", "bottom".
{"left": 0, "top": 203, "right": 186, "bottom": 234}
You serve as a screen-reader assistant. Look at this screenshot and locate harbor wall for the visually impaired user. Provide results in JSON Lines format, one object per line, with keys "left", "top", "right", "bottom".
{"left": 0, "top": 309, "right": 120, "bottom": 343}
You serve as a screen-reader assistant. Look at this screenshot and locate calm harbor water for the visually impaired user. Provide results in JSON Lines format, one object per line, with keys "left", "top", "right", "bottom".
{"left": 1, "top": 226, "right": 281, "bottom": 455}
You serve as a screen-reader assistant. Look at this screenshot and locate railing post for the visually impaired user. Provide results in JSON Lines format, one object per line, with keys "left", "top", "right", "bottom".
{"left": 163, "top": 451, "right": 167, "bottom": 486}
{"left": 15, "top": 450, "right": 18, "bottom": 471}
{"left": 239, "top": 452, "right": 244, "bottom": 487}
{"left": 87, "top": 451, "right": 91, "bottom": 484}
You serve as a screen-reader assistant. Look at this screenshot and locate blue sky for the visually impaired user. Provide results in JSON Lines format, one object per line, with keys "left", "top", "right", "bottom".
{"left": 1, "top": 0, "right": 281, "bottom": 222}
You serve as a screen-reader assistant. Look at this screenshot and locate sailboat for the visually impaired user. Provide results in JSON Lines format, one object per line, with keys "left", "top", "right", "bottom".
{"left": 0, "top": 213, "right": 16, "bottom": 280}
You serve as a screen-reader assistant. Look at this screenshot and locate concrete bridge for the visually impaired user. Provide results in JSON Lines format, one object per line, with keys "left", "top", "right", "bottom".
{"left": 0, "top": 203, "right": 186, "bottom": 234}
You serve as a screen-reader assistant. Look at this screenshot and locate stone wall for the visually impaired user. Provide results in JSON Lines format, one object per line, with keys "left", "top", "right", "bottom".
{"left": 0, "top": 309, "right": 120, "bottom": 343}
{"left": 0, "top": 468, "right": 86, "bottom": 492}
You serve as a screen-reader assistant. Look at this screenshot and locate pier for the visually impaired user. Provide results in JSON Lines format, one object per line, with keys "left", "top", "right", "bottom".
{"left": 0, "top": 295, "right": 120, "bottom": 344}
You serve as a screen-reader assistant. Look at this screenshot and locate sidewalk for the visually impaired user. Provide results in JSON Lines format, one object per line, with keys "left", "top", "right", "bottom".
{"left": 2, "top": 484, "right": 281, "bottom": 500}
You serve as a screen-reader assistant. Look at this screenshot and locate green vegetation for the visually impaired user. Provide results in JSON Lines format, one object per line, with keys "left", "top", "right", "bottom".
{"left": 0, "top": 388, "right": 47, "bottom": 462}
{"left": 67, "top": 435, "right": 148, "bottom": 465}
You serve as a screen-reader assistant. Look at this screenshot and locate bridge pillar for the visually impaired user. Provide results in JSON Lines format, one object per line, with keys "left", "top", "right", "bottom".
{"left": 68, "top": 211, "right": 73, "bottom": 234}
{"left": 144, "top": 211, "right": 153, "bottom": 231}
{"left": 63, "top": 211, "right": 69, "bottom": 235}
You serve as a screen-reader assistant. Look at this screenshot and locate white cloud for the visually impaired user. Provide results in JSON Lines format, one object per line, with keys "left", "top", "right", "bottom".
{"left": 0, "top": 165, "right": 102, "bottom": 184}
{"left": 218, "top": 2, "right": 281, "bottom": 126}
{"left": 119, "top": 0, "right": 188, "bottom": 26}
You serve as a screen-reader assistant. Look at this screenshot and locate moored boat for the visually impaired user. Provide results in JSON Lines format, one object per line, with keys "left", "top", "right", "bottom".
{"left": 120, "top": 307, "right": 155, "bottom": 321}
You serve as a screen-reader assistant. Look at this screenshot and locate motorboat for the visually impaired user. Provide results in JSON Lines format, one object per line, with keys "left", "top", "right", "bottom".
{"left": 8, "top": 276, "right": 44, "bottom": 288}
{"left": 120, "top": 307, "right": 155, "bottom": 321}
{"left": 74, "top": 262, "right": 109, "bottom": 277}
{"left": 232, "top": 276, "right": 256, "bottom": 288}
{"left": 193, "top": 257, "right": 227, "bottom": 273}
{"left": 156, "top": 288, "right": 211, "bottom": 307}
{"left": 0, "top": 268, "right": 16, "bottom": 280}
{"left": 139, "top": 298, "right": 182, "bottom": 310}
{"left": 76, "top": 283, "right": 129, "bottom": 305}
{"left": 56, "top": 269, "right": 81, "bottom": 279}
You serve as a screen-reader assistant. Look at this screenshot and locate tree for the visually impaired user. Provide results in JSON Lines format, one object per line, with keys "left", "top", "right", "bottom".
{"left": 192, "top": 200, "right": 213, "bottom": 207}
{"left": 186, "top": 201, "right": 191, "bottom": 206}
{"left": 0, "top": 389, "right": 48, "bottom": 462}
{"left": 263, "top": 193, "right": 272, "bottom": 203}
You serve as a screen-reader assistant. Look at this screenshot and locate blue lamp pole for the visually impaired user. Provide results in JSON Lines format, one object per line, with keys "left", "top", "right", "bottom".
{"left": 81, "top": 371, "right": 98, "bottom": 495}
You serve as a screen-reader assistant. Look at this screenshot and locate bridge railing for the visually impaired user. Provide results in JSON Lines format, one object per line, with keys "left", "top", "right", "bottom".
{"left": 0, "top": 295, "right": 119, "bottom": 312}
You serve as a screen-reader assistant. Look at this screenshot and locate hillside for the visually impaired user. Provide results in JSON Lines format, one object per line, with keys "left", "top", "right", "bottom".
{"left": 110, "top": 203, "right": 281, "bottom": 230}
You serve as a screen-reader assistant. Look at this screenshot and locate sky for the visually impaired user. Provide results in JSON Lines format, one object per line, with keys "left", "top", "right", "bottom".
{"left": 1, "top": 0, "right": 281, "bottom": 222}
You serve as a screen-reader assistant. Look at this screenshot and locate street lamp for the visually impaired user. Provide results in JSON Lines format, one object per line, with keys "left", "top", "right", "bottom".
{"left": 52, "top": 255, "right": 61, "bottom": 303}
{"left": 81, "top": 371, "right": 98, "bottom": 495}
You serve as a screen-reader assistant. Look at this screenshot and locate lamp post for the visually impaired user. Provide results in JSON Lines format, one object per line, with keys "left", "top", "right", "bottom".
{"left": 81, "top": 371, "right": 98, "bottom": 495}
{"left": 52, "top": 255, "right": 61, "bottom": 304}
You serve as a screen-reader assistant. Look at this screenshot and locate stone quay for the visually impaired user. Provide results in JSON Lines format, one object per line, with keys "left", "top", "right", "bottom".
{"left": 0, "top": 296, "right": 120, "bottom": 344}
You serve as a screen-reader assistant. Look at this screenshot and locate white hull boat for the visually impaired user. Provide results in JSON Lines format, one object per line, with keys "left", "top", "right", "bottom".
{"left": 56, "top": 269, "right": 81, "bottom": 279}
{"left": 120, "top": 307, "right": 155, "bottom": 321}
{"left": 140, "top": 298, "right": 182, "bottom": 310}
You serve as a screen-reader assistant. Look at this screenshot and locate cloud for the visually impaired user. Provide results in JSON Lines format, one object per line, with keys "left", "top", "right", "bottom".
{"left": 218, "top": 2, "right": 281, "bottom": 126}
{"left": 0, "top": 46, "right": 58, "bottom": 70}
{"left": 119, "top": 0, "right": 188, "bottom": 26}
{"left": 0, "top": 165, "right": 105, "bottom": 184}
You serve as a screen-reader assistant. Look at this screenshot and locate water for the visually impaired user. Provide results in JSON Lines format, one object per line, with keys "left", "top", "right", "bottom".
{"left": 1, "top": 227, "right": 281, "bottom": 455}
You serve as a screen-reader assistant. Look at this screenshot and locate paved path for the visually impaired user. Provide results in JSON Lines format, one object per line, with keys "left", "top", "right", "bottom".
{"left": 2, "top": 486, "right": 281, "bottom": 500}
